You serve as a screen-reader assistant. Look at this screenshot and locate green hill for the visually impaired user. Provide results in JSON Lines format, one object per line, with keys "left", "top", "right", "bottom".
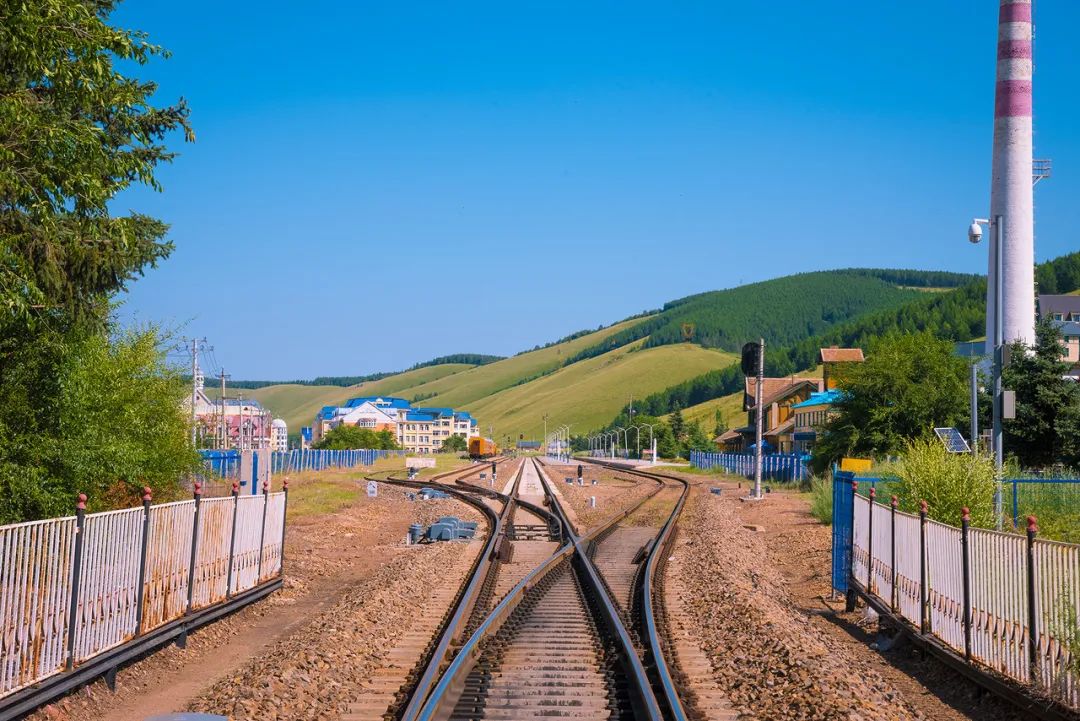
{"left": 219, "top": 265, "right": 996, "bottom": 442}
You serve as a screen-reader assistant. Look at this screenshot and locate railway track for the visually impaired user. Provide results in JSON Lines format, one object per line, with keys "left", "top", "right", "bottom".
{"left": 386, "top": 456, "right": 701, "bottom": 721}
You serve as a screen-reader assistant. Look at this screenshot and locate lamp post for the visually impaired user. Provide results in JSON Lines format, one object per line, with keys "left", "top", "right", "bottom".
{"left": 968, "top": 215, "right": 1005, "bottom": 530}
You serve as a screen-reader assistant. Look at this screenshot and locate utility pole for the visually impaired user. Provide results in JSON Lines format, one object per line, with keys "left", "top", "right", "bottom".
{"left": 969, "top": 363, "right": 979, "bottom": 456}
{"left": 753, "top": 338, "right": 765, "bottom": 500}
{"left": 238, "top": 395, "right": 245, "bottom": 452}
{"left": 219, "top": 369, "right": 229, "bottom": 449}
{"left": 543, "top": 414, "right": 548, "bottom": 455}
{"left": 185, "top": 337, "right": 209, "bottom": 447}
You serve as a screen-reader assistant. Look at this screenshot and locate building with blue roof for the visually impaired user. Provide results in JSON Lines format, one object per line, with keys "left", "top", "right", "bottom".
{"left": 791, "top": 389, "right": 845, "bottom": 453}
{"left": 312, "top": 395, "right": 479, "bottom": 454}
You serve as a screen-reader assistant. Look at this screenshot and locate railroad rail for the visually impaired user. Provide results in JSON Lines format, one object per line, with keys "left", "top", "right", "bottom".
{"left": 389, "top": 456, "right": 700, "bottom": 721}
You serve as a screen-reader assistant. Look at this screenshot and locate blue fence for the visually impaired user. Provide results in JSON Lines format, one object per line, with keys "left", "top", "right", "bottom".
{"left": 200, "top": 449, "right": 406, "bottom": 479}
{"left": 689, "top": 450, "right": 808, "bottom": 483}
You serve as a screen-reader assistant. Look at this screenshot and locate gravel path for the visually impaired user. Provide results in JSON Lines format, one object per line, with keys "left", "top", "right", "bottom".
{"left": 188, "top": 540, "right": 482, "bottom": 720}
{"left": 671, "top": 490, "right": 928, "bottom": 720}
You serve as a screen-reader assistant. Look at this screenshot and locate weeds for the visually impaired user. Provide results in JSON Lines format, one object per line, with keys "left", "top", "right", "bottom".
{"left": 809, "top": 476, "right": 833, "bottom": 525}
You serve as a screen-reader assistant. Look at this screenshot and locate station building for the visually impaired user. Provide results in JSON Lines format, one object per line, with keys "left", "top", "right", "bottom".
{"left": 312, "top": 396, "right": 479, "bottom": 453}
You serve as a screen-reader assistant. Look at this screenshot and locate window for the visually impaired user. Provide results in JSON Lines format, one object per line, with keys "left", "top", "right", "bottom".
{"left": 1054, "top": 313, "right": 1064, "bottom": 321}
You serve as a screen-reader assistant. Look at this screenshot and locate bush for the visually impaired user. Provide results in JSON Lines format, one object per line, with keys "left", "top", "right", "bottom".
{"left": 893, "top": 438, "right": 996, "bottom": 527}
{"left": 809, "top": 476, "right": 833, "bottom": 525}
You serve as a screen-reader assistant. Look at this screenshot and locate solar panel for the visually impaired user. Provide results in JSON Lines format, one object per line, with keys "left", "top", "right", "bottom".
{"left": 934, "top": 427, "right": 971, "bottom": 454}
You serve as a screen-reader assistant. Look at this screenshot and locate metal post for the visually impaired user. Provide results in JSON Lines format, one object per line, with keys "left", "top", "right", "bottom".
{"left": 867, "top": 488, "right": 875, "bottom": 593}
{"left": 753, "top": 337, "right": 765, "bottom": 499}
{"left": 65, "top": 494, "right": 87, "bottom": 670}
{"left": 919, "top": 500, "right": 929, "bottom": 634}
{"left": 993, "top": 215, "right": 1004, "bottom": 530}
{"left": 890, "top": 496, "right": 898, "bottom": 613}
{"left": 969, "top": 363, "right": 979, "bottom": 455}
{"left": 845, "top": 480, "right": 858, "bottom": 612}
{"left": 1026, "top": 515, "right": 1039, "bottom": 684}
{"left": 133, "top": 487, "right": 153, "bottom": 635}
{"left": 190, "top": 338, "right": 198, "bottom": 447}
{"left": 186, "top": 482, "right": 203, "bottom": 613}
{"left": 281, "top": 478, "right": 290, "bottom": 577}
{"left": 256, "top": 480, "right": 269, "bottom": 582}
{"left": 225, "top": 481, "right": 240, "bottom": 598}
{"left": 957, "top": 507, "right": 976, "bottom": 666}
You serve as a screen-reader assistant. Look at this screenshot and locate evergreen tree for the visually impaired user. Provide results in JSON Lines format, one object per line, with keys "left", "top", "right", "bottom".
{"left": 670, "top": 405, "right": 686, "bottom": 442}
{"left": 1002, "top": 318, "right": 1080, "bottom": 469}
{"left": 713, "top": 408, "right": 727, "bottom": 438}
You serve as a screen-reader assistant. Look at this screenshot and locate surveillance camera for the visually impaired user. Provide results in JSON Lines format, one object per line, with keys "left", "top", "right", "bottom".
{"left": 968, "top": 222, "right": 983, "bottom": 244}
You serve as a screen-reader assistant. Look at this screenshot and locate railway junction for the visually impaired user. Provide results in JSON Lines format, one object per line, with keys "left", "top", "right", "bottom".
{"left": 14, "top": 455, "right": 1065, "bottom": 721}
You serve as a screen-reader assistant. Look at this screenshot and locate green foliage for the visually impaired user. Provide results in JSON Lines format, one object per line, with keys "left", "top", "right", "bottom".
{"left": 669, "top": 406, "right": 686, "bottom": 442}
{"left": 808, "top": 476, "right": 834, "bottom": 525}
{"left": 1002, "top": 318, "right": 1080, "bottom": 469}
{"left": 412, "top": 354, "right": 503, "bottom": 369}
{"left": 892, "top": 438, "right": 997, "bottom": 528}
{"left": 811, "top": 333, "right": 969, "bottom": 471}
{"left": 0, "top": 2, "right": 198, "bottom": 523}
{"left": 0, "top": 0, "right": 192, "bottom": 327}
{"left": 313, "top": 425, "right": 399, "bottom": 451}
{"left": 566, "top": 270, "right": 962, "bottom": 365}
{"left": 1035, "top": 251, "right": 1080, "bottom": 295}
{"left": 713, "top": 408, "right": 728, "bottom": 438}
{"left": 0, "top": 326, "right": 201, "bottom": 523}
{"left": 440, "top": 434, "right": 468, "bottom": 453}
{"left": 684, "top": 420, "right": 713, "bottom": 454}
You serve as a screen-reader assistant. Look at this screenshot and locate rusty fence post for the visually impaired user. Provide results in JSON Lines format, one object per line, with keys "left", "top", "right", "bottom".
{"left": 65, "top": 493, "right": 87, "bottom": 670}
{"left": 225, "top": 481, "right": 240, "bottom": 598}
{"left": 960, "top": 507, "right": 972, "bottom": 662}
{"left": 186, "top": 482, "right": 203, "bottom": 613}
{"left": 1026, "top": 515, "right": 1039, "bottom": 684}
{"left": 867, "top": 487, "right": 876, "bottom": 594}
{"left": 919, "top": 500, "right": 929, "bottom": 635}
{"left": 890, "top": 495, "right": 898, "bottom": 613}
{"left": 134, "top": 487, "right": 152, "bottom": 636}
{"left": 281, "top": 478, "right": 289, "bottom": 577}
{"left": 256, "top": 480, "right": 269, "bottom": 581}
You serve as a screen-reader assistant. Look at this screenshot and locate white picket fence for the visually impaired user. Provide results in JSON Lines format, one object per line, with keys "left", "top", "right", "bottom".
{"left": 0, "top": 489, "right": 286, "bottom": 699}
{"left": 851, "top": 494, "right": 1079, "bottom": 711}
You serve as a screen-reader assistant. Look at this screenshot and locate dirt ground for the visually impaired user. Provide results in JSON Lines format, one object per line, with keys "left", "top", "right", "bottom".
{"left": 667, "top": 470, "right": 1035, "bottom": 721}
{"left": 543, "top": 460, "right": 654, "bottom": 532}
{"left": 29, "top": 467, "right": 483, "bottom": 721}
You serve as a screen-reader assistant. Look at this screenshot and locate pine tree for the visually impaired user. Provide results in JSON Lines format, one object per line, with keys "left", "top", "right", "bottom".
{"left": 669, "top": 405, "right": 686, "bottom": 442}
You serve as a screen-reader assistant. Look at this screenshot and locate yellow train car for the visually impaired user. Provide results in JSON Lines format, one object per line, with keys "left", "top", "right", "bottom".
{"left": 469, "top": 437, "right": 498, "bottom": 459}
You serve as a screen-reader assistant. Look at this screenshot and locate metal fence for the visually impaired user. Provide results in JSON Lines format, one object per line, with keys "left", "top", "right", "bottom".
{"left": 845, "top": 485, "right": 1079, "bottom": 712}
{"left": 0, "top": 484, "right": 287, "bottom": 703}
{"left": 200, "top": 448, "right": 405, "bottom": 479}
{"left": 689, "top": 450, "right": 808, "bottom": 483}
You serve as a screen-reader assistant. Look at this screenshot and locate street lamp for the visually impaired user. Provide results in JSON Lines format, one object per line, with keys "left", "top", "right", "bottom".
{"left": 969, "top": 215, "right": 1005, "bottom": 529}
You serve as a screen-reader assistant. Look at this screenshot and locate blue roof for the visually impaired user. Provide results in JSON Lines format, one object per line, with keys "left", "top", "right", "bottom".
{"left": 406, "top": 411, "right": 436, "bottom": 421}
{"left": 345, "top": 396, "right": 412, "bottom": 409}
{"left": 317, "top": 405, "right": 338, "bottom": 420}
{"left": 416, "top": 407, "right": 454, "bottom": 417}
{"left": 454, "top": 410, "right": 473, "bottom": 420}
{"left": 300, "top": 427, "right": 312, "bottom": 440}
{"left": 791, "top": 390, "right": 844, "bottom": 409}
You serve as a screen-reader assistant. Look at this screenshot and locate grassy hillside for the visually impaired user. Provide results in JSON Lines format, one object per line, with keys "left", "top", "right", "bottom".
{"left": 392, "top": 316, "right": 652, "bottom": 411}
{"left": 207, "top": 363, "right": 475, "bottom": 430}
{"left": 465, "top": 343, "right": 736, "bottom": 440}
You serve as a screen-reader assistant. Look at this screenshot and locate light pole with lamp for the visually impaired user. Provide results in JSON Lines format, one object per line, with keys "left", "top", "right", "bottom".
{"left": 968, "top": 216, "right": 1005, "bottom": 530}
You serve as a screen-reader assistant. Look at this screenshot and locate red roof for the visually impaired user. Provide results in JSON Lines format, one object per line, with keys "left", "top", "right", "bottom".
{"left": 744, "top": 377, "right": 823, "bottom": 410}
{"left": 818, "top": 347, "right": 864, "bottom": 363}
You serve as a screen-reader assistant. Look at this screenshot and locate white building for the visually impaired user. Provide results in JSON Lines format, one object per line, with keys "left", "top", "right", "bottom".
{"left": 271, "top": 418, "right": 288, "bottom": 451}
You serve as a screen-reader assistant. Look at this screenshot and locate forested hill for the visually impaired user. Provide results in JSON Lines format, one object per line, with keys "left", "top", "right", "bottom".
{"left": 626, "top": 254, "right": 1078, "bottom": 418}
{"left": 565, "top": 269, "right": 975, "bottom": 365}
{"left": 223, "top": 353, "right": 505, "bottom": 389}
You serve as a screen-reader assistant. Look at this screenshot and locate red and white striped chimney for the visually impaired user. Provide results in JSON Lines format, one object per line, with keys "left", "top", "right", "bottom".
{"left": 988, "top": 0, "right": 1035, "bottom": 346}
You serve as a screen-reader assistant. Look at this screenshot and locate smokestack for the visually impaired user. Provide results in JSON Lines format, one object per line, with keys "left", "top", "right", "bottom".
{"left": 988, "top": 0, "right": 1036, "bottom": 347}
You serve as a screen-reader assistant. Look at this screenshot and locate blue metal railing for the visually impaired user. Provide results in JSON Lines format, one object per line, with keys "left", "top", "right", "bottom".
{"left": 689, "top": 450, "right": 808, "bottom": 483}
{"left": 199, "top": 448, "right": 406, "bottom": 479}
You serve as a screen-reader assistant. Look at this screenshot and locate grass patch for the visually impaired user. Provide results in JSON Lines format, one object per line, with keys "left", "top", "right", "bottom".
{"left": 286, "top": 477, "right": 361, "bottom": 519}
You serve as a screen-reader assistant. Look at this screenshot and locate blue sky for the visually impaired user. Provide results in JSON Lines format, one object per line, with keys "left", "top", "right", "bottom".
{"left": 115, "top": 1, "right": 1080, "bottom": 379}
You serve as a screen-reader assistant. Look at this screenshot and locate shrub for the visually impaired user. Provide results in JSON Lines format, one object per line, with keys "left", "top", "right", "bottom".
{"left": 893, "top": 438, "right": 996, "bottom": 527}
{"left": 809, "top": 476, "right": 833, "bottom": 525}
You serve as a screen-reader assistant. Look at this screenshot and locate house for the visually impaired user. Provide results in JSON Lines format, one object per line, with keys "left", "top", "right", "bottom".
{"left": 791, "top": 389, "right": 844, "bottom": 454}
{"left": 716, "top": 376, "right": 824, "bottom": 453}
{"left": 186, "top": 388, "right": 276, "bottom": 450}
{"left": 313, "top": 400, "right": 399, "bottom": 444}
{"left": 819, "top": 347, "right": 864, "bottom": 389}
{"left": 1038, "top": 295, "right": 1080, "bottom": 377}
